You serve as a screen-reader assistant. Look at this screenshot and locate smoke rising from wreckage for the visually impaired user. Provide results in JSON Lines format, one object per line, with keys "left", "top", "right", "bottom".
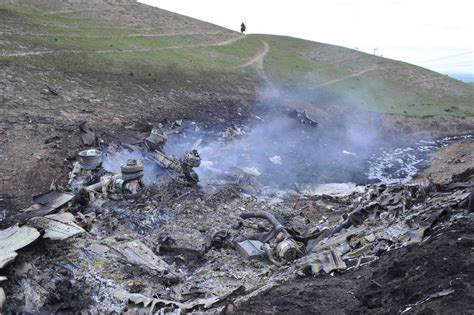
{"left": 1, "top": 104, "right": 473, "bottom": 313}
{"left": 0, "top": 0, "right": 473, "bottom": 311}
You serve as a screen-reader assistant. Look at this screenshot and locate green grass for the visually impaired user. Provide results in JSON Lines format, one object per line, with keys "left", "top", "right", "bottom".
{"left": 1, "top": 3, "right": 473, "bottom": 116}
{"left": 213, "top": 35, "right": 262, "bottom": 59}
{"left": 0, "top": 6, "right": 121, "bottom": 29}
{"left": 32, "top": 35, "right": 223, "bottom": 51}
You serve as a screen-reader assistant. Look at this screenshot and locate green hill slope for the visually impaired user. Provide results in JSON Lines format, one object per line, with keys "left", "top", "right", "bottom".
{"left": 0, "top": 0, "right": 473, "bottom": 116}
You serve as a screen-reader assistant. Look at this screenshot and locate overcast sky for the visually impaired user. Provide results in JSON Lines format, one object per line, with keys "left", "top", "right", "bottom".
{"left": 140, "top": 0, "right": 473, "bottom": 81}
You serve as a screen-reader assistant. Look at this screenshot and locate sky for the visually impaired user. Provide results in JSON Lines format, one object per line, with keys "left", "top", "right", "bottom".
{"left": 139, "top": 0, "right": 473, "bottom": 81}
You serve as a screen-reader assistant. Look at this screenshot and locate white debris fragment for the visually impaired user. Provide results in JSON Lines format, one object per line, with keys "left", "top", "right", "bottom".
{"left": 342, "top": 150, "right": 356, "bottom": 156}
{"left": 269, "top": 155, "right": 282, "bottom": 165}
{"left": 114, "top": 286, "right": 240, "bottom": 312}
{"left": 29, "top": 212, "right": 85, "bottom": 241}
{"left": 0, "top": 225, "right": 40, "bottom": 268}
{"left": 219, "top": 126, "right": 245, "bottom": 140}
{"left": 298, "top": 183, "right": 365, "bottom": 197}
{"left": 114, "top": 240, "right": 169, "bottom": 272}
{"left": 242, "top": 167, "right": 261, "bottom": 177}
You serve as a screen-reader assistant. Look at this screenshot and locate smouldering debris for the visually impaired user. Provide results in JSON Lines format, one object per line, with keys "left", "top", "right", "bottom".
{"left": 1, "top": 118, "right": 473, "bottom": 313}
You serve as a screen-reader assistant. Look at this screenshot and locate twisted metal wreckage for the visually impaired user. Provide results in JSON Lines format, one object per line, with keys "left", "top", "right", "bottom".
{"left": 0, "top": 120, "right": 473, "bottom": 313}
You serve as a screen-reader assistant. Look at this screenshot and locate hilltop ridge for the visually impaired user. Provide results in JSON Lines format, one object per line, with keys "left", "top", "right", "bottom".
{"left": 1, "top": 0, "right": 472, "bottom": 115}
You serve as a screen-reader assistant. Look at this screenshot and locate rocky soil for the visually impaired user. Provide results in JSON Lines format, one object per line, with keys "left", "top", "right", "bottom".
{"left": 0, "top": 2, "right": 473, "bottom": 313}
{"left": 0, "top": 109, "right": 473, "bottom": 313}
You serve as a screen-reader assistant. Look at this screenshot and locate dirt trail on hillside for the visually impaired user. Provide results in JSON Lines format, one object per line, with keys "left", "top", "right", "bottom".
{"left": 0, "top": 36, "right": 243, "bottom": 57}
{"left": 2, "top": 19, "right": 158, "bottom": 31}
{"left": 237, "top": 40, "right": 374, "bottom": 94}
{"left": 239, "top": 40, "right": 279, "bottom": 96}
{"left": 0, "top": 30, "right": 228, "bottom": 38}
{"left": 45, "top": 8, "right": 121, "bottom": 15}
{"left": 317, "top": 67, "right": 377, "bottom": 87}
{"left": 240, "top": 40, "right": 269, "bottom": 70}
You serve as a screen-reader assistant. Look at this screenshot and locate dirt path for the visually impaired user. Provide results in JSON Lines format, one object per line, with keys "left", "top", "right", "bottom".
{"left": 316, "top": 67, "right": 377, "bottom": 87}
{"left": 238, "top": 40, "right": 280, "bottom": 97}
{"left": 45, "top": 9, "right": 119, "bottom": 15}
{"left": 240, "top": 40, "right": 269, "bottom": 70}
{"left": 0, "top": 36, "right": 243, "bottom": 57}
{"left": 237, "top": 40, "right": 374, "bottom": 93}
{"left": 0, "top": 30, "right": 228, "bottom": 38}
{"left": 1, "top": 18, "right": 158, "bottom": 31}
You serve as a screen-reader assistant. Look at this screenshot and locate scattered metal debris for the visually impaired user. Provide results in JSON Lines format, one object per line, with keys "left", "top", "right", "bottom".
{"left": 285, "top": 109, "right": 318, "bottom": 126}
{"left": 145, "top": 126, "right": 167, "bottom": 152}
{"left": 219, "top": 125, "right": 246, "bottom": 141}
{"left": 114, "top": 285, "right": 244, "bottom": 313}
{"left": 234, "top": 239, "right": 265, "bottom": 259}
{"left": 78, "top": 149, "right": 102, "bottom": 170}
{"left": 400, "top": 288, "right": 455, "bottom": 314}
{"left": 237, "top": 211, "right": 304, "bottom": 265}
{"left": 112, "top": 240, "right": 169, "bottom": 273}
{"left": 2, "top": 119, "right": 472, "bottom": 313}
{"left": 79, "top": 122, "right": 97, "bottom": 146}
{"left": 29, "top": 212, "right": 85, "bottom": 241}
{"left": 0, "top": 191, "right": 74, "bottom": 229}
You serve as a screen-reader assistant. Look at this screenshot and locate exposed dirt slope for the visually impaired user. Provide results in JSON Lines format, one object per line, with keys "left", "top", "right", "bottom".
{"left": 234, "top": 219, "right": 474, "bottom": 314}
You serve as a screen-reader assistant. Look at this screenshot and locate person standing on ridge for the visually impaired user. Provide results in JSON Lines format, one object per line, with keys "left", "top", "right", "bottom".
{"left": 241, "top": 22, "right": 246, "bottom": 34}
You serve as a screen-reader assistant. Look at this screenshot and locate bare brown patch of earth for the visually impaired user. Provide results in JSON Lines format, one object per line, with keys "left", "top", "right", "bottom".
{"left": 417, "top": 139, "right": 474, "bottom": 186}
{"left": 233, "top": 219, "right": 473, "bottom": 314}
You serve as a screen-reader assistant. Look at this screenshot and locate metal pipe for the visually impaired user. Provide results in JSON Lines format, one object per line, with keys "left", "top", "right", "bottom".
{"left": 240, "top": 211, "right": 291, "bottom": 239}
{"left": 85, "top": 174, "right": 118, "bottom": 192}
{"left": 262, "top": 244, "right": 284, "bottom": 267}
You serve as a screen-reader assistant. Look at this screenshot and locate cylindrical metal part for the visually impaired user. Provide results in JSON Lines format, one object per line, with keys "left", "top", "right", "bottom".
{"left": 121, "top": 159, "right": 144, "bottom": 181}
{"left": 262, "top": 243, "right": 284, "bottom": 267}
{"left": 240, "top": 211, "right": 290, "bottom": 239}
{"left": 78, "top": 149, "right": 102, "bottom": 170}
{"left": 275, "top": 238, "right": 300, "bottom": 261}
{"left": 86, "top": 175, "right": 114, "bottom": 192}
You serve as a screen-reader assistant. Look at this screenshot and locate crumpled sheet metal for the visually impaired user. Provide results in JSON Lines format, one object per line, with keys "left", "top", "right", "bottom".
{"left": 0, "top": 191, "right": 75, "bottom": 229}
{"left": 307, "top": 225, "right": 367, "bottom": 254}
{"left": 114, "top": 285, "right": 243, "bottom": 313}
{"left": 29, "top": 212, "right": 85, "bottom": 241}
{"left": 112, "top": 240, "right": 169, "bottom": 272}
{"left": 32, "top": 191, "right": 74, "bottom": 211}
{"left": 298, "top": 182, "right": 365, "bottom": 197}
{"left": 299, "top": 249, "right": 347, "bottom": 274}
{"left": 0, "top": 225, "right": 40, "bottom": 268}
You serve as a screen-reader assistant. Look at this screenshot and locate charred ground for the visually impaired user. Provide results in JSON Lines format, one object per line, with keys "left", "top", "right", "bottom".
{"left": 1, "top": 0, "right": 474, "bottom": 314}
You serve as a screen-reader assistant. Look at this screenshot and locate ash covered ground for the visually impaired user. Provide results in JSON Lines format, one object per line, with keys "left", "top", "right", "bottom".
{"left": 1, "top": 1, "right": 473, "bottom": 312}
{"left": 1, "top": 101, "right": 473, "bottom": 314}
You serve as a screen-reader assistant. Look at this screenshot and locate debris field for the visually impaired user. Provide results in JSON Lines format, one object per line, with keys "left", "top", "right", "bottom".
{"left": 0, "top": 115, "right": 473, "bottom": 314}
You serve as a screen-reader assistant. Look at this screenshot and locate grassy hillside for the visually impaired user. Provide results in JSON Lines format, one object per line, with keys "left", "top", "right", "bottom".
{"left": 0, "top": 0, "right": 473, "bottom": 116}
